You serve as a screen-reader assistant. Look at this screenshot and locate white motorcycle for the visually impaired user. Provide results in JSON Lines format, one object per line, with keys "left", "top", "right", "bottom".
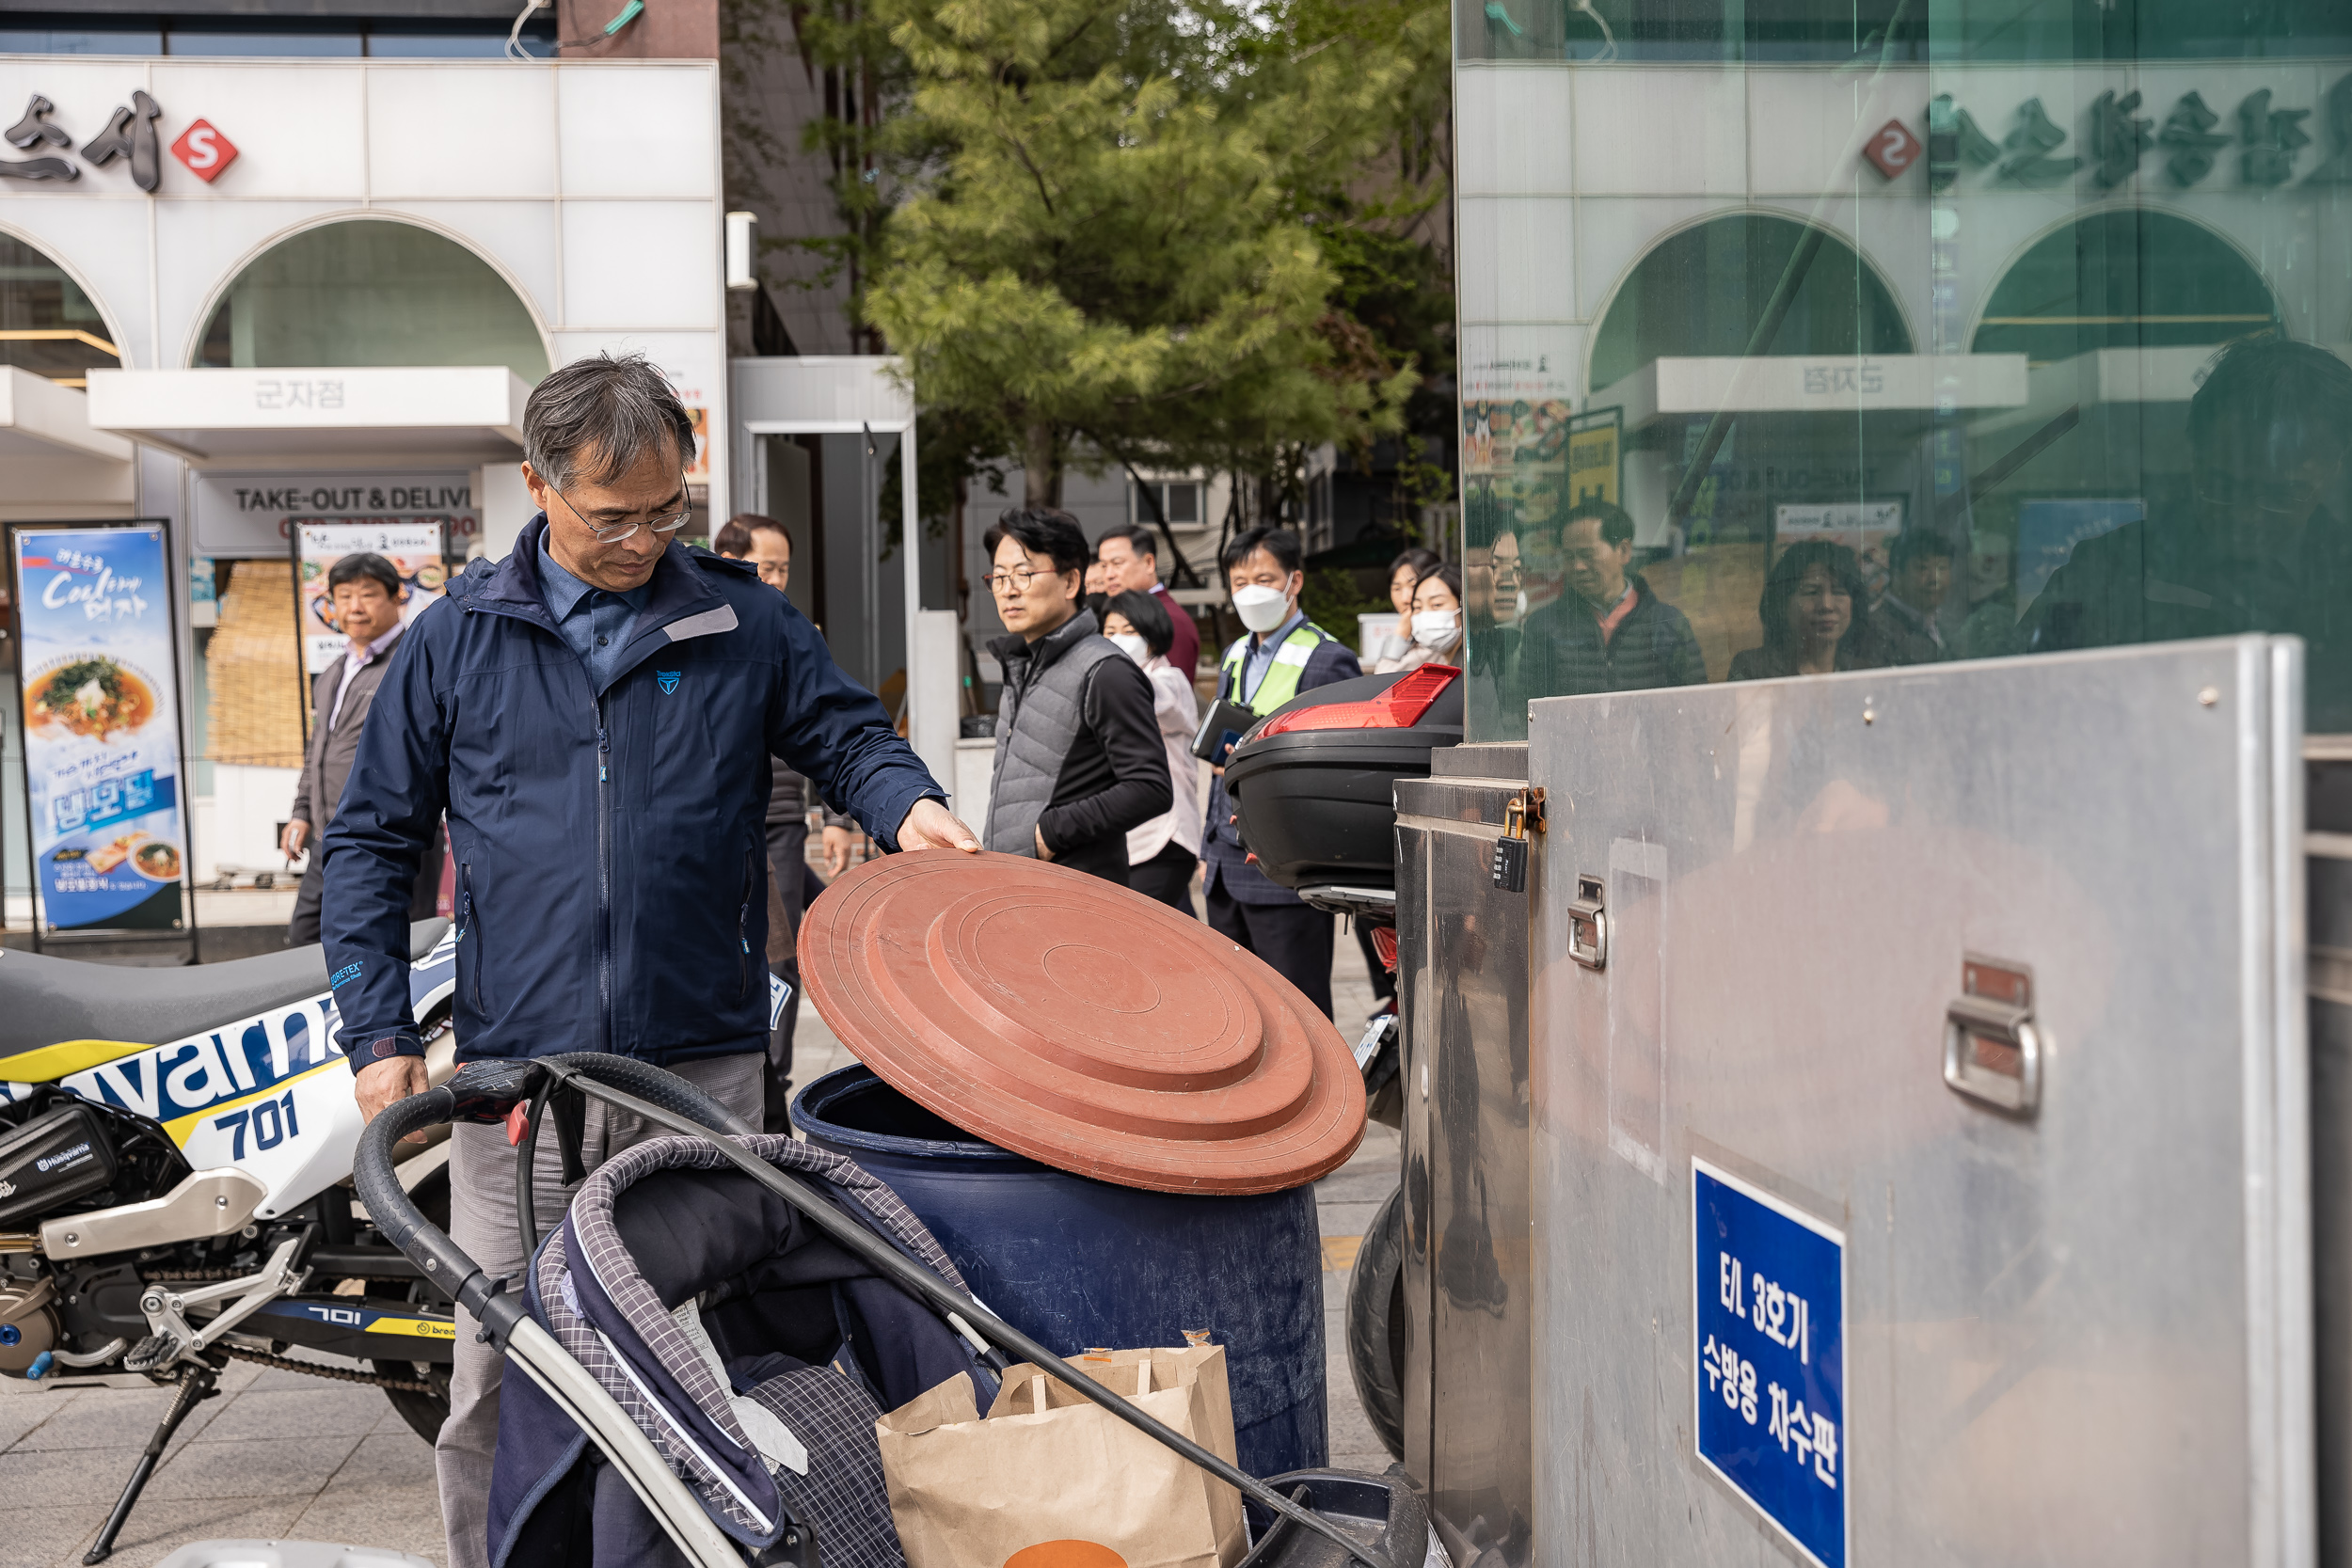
{"left": 0, "top": 919, "right": 459, "bottom": 1562}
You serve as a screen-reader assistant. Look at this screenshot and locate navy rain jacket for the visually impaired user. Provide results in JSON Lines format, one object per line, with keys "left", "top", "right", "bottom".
{"left": 321, "top": 516, "right": 945, "bottom": 1068}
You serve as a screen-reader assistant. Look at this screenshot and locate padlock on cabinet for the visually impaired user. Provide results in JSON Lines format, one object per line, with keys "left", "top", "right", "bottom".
{"left": 1489, "top": 787, "right": 1542, "bottom": 893}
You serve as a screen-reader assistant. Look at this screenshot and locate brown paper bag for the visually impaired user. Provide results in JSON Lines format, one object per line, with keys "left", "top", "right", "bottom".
{"left": 875, "top": 1345, "right": 1247, "bottom": 1568}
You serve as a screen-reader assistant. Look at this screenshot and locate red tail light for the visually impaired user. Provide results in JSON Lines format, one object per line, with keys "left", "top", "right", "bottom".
{"left": 1370, "top": 926, "right": 1399, "bottom": 973}
{"left": 1254, "top": 664, "right": 1459, "bottom": 737}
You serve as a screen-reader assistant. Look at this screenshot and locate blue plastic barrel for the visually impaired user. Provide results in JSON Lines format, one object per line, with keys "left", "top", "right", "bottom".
{"left": 793, "top": 1065, "right": 1328, "bottom": 1478}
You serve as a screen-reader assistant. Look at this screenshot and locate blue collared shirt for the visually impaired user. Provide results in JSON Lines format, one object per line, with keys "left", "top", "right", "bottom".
{"left": 539, "top": 536, "right": 654, "bottom": 692}
{"left": 1239, "top": 609, "right": 1307, "bottom": 705}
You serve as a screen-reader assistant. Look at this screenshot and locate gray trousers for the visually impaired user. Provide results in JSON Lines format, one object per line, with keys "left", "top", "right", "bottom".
{"left": 764, "top": 819, "right": 810, "bottom": 1133}
{"left": 435, "top": 1053, "right": 765, "bottom": 1568}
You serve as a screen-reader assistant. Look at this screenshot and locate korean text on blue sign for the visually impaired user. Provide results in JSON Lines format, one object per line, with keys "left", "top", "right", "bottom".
{"left": 1693, "top": 1157, "right": 1847, "bottom": 1568}
{"left": 10, "top": 524, "right": 188, "bottom": 932}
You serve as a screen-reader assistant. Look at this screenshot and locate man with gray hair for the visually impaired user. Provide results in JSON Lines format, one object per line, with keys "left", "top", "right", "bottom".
{"left": 319, "top": 351, "right": 977, "bottom": 1567}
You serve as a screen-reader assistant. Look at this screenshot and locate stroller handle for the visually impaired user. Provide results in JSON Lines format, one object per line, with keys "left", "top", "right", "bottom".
{"left": 352, "top": 1053, "right": 754, "bottom": 1316}
{"left": 357, "top": 1055, "right": 1397, "bottom": 1568}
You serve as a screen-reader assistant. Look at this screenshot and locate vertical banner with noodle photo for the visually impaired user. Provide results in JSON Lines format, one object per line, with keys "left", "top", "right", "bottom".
{"left": 294, "top": 521, "right": 448, "bottom": 676}
{"left": 8, "top": 521, "right": 189, "bottom": 934}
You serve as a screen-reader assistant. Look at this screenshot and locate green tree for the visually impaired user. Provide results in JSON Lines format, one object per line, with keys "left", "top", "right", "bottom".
{"left": 860, "top": 0, "right": 1423, "bottom": 509}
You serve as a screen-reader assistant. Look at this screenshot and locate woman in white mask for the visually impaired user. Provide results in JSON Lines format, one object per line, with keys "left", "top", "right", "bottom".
{"left": 1370, "top": 546, "right": 1443, "bottom": 668}
{"left": 1103, "top": 589, "right": 1204, "bottom": 913}
{"left": 1374, "top": 564, "right": 1465, "bottom": 673}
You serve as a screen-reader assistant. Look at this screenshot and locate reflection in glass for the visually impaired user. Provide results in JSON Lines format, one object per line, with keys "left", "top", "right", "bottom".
{"left": 2020, "top": 336, "right": 2352, "bottom": 727}
{"left": 193, "top": 220, "right": 548, "bottom": 384}
{"left": 1589, "top": 215, "right": 1912, "bottom": 394}
{"left": 0, "top": 30, "right": 162, "bottom": 55}
{"left": 1456, "top": 4, "right": 2352, "bottom": 736}
{"left": 163, "top": 30, "right": 363, "bottom": 56}
{"left": 0, "top": 235, "right": 119, "bottom": 386}
{"left": 1728, "top": 541, "right": 1873, "bottom": 680}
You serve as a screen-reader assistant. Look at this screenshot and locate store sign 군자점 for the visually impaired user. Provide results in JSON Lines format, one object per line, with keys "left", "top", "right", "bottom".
{"left": 8, "top": 523, "right": 188, "bottom": 932}
{"left": 296, "top": 522, "right": 448, "bottom": 674}
{"left": 194, "top": 471, "right": 478, "bottom": 561}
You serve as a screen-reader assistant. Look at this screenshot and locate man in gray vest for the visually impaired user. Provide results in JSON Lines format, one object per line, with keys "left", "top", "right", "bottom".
{"left": 981, "top": 506, "right": 1171, "bottom": 884}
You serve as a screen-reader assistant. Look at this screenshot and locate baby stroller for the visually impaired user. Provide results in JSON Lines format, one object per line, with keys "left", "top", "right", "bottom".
{"left": 355, "top": 1053, "right": 1420, "bottom": 1568}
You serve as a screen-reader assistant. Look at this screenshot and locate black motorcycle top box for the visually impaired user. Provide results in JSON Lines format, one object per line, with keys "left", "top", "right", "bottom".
{"left": 1222, "top": 664, "right": 1462, "bottom": 893}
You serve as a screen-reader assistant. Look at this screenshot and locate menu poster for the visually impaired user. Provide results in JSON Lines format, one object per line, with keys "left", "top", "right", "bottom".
{"left": 295, "top": 522, "right": 447, "bottom": 675}
{"left": 9, "top": 522, "right": 188, "bottom": 933}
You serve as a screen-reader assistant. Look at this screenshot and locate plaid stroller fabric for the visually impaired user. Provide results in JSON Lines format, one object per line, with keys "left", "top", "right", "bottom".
{"left": 486, "top": 1132, "right": 996, "bottom": 1568}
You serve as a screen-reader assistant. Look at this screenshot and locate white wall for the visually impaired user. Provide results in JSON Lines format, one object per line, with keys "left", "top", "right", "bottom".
{"left": 474, "top": 459, "right": 534, "bottom": 561}
{"left": 0, "top": 56, "right": 730, "bottom": 515}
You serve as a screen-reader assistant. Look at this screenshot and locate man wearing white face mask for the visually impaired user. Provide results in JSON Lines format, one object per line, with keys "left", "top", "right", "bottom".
{"left": 1201, "top": 527, "right": 1362, "bottom": 1016}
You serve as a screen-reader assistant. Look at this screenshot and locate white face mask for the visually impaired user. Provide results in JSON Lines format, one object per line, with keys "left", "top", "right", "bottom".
{"left": 1410, "top": 609, "right": 1459, "bottom": 648}
{"left": 1231, "top": 582, "right": 1292, "bottom": 634}
{"left": 1107, "top": 633, "right": 1149, "bottom": 663}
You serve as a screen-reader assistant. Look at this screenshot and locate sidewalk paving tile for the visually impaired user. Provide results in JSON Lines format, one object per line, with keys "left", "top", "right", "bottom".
{"left": 52, "top": 1497, "right": 307, "bottom": 1568}
{"left": 0, "top": 1502, "right": 110, "bottom": 1567}
{"left": 142, "top": 1433, "right": 366, "bottom": 1500}
{"left": 191, "top": 1386, "right": 393, "bottom": 1445}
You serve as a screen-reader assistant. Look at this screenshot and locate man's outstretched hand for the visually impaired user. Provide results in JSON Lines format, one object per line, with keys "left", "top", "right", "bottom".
{"left": 897, "top": 797, "right": 980, "bottom": 854}
{"left": 355, "top": 1054, "right": 431, "bottom": 1144}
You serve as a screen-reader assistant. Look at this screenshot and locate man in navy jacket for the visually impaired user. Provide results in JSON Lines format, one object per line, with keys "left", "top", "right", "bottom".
{"left": 321, "top": 352, "right": 974, "bottom": 1567}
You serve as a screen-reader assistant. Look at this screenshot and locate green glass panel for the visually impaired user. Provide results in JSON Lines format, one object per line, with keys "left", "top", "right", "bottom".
{"left": 1972, "top": 210, "right": 2277, "bottom": 364}
{"left": 1590, "top": 215, "right": 1913, "bottom": 395}
{"left": 193, "top": 220, "right": 548, "bottom": 384}
{"left": 1453, "top": 0, "right": 2352, "bottom": 736}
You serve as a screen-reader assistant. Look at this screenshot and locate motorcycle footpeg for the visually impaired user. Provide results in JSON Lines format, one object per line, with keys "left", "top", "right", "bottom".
{"left": 121, "top": 1334, "right": 177, "bottom": 1375}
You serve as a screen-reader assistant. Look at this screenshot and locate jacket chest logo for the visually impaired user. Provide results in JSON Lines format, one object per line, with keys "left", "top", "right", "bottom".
{"left": 656, "top": 670, "right": 681, "bottom": 695}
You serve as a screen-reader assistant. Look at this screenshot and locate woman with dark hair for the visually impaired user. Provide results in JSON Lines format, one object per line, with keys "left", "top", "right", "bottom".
{"left": 1729, "top": 540, "right": 1883, "bottom": 680}
{"left": 1103, "top": 587, "right": 1202, "bottom": 913}
{"left": 1374, "top": 564, "right": 1465, "bottom": 673}
{"left": 1369, "top": 546, "right": 1446, "bottom": 667}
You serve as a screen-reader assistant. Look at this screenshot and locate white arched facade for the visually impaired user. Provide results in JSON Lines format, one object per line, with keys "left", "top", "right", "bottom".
{"left": 0, "top": 53, "right": 729, "bottom": 540}
{"left": 178, "top": 210, "right": 558, "bottom": 380}
{"left": 1455, "top": 57, "right": 2352, "bottom": 413}
{"left": 0, "top": 53, "right": 730, "bottom": 894}
{"left": 1581, "top": 206, "right": 1921, "bottom": 400}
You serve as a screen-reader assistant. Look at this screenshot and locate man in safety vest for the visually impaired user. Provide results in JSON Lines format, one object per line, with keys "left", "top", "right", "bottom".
{"left": 1201, "top": 527, "right": 1363, "bottom": 1016}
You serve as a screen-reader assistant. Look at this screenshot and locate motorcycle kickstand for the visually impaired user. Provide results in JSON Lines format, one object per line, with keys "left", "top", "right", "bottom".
{"left": 82, "top": 1360, "right": 219, "bottom": 1564}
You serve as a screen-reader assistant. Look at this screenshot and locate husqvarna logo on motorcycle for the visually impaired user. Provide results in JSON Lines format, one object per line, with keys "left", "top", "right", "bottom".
{"left": 37, "top": 1143, "right": 89, "bottom": 1173}
{"left": 657, "top": 670, "right": 681, "bottom": 695}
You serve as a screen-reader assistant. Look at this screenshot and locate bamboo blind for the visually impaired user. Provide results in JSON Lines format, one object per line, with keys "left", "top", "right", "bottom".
{"left": 206, "top": 560, "right": 306, "bottom": 768}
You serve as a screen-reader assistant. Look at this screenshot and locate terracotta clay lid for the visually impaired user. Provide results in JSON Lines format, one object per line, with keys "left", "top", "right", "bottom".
{"left": 799, "top": 850, "right": 1366, "bottom": 1195}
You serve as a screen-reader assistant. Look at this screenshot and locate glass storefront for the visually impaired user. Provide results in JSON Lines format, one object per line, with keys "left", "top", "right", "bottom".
{"left": 193, "top": 218, "right": 549, "bottom": 384}
{"left": 0, "top": 233, "right": 120, "bottom": 386}
{"left": 1454, "top": 0, "right": 2352, "bottom": 736}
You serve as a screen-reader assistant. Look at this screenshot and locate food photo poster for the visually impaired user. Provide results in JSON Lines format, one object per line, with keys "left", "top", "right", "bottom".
{"left": 295, "top": 521, "right": 447, "bottom": 674}
{"left": 9, "top": 523, "right": 188, "bottom": 932}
